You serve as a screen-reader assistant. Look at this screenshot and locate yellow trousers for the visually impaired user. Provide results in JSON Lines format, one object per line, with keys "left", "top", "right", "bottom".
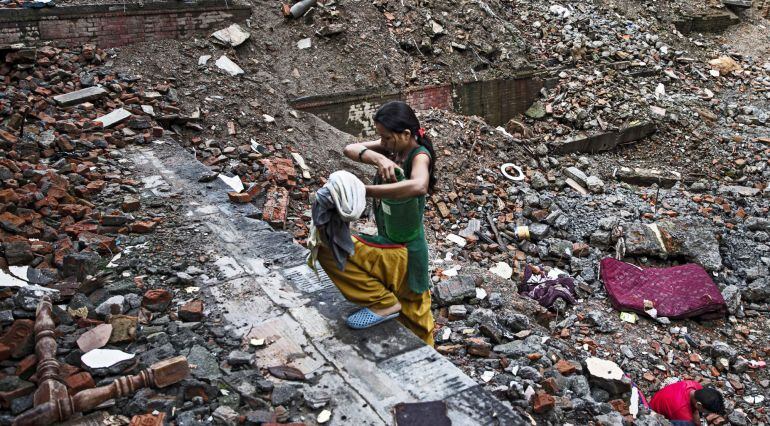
{"left": 317, "top": 236, "right": 435, "bottom": 346}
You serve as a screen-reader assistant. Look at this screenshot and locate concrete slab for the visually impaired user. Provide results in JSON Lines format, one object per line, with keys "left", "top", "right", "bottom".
{"left": 722, "top": 0, "right": 752, "bottom": 6}
{"left": 311, "top": 371, "right": 387, "bottom": 425}
{"left": 255, "top": 272, "right": 311, "bottom": 309}
{"left": 208, "top": 278, "right": 283, "bottom": 333}
{"left": 245, "top": 314, "right": 329, "bottom": 378}
{"left": 308, "top": 289, "right": 425, "bottom": 362}
{"left": 282, "top": 264, "right": 336, "bottom": 294}
{"left": 444, "top": 385, "right": 527, "bottom": 425}
{"left": 378, "top": 346, "right": 477, "bottom": 401}
{"left": 213, "top": 256, "right": 245, "bottom": 279}
{"left": 550, "top": 121, "right": 656, "bottom": 154}
{"left": 52, "top": 86, "right": 107, "bottom": 106}
{"left": 313, "top": 336, "right": 414, "bottom": 419}
{"left": 94, "top": 108, "right": 132, "bottom": 128}
{"left": 289, "top": 306, "right": 335, "bottom": 340}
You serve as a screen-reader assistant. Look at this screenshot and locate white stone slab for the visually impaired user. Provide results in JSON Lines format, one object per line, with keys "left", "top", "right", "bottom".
{"left": 95, "top": 108, "right": 131, "bottom": 128}
{"left": 215, "top": 55, "right": 244, "bottom": 76}
{"left": 81, "top": 349, "right": 135, "bottom": 369}
{"left": 53, "top": 86, "right": 107, "bottom": 106}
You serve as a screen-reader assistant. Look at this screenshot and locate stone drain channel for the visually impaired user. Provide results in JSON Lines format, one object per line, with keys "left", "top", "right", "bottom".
{"left": 129, "top": 139, "right": 527, "bottom": 425}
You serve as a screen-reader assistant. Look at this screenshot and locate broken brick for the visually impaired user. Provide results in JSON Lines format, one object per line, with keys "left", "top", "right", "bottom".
{"left": 60, "top": 204, "right": 91, "bottom": 220}
{"left": 262, "top": 186, "right": 289, "bottom": 228}
{"left": 0, "top": 212, "right": 25, "bottom": 228}
{"left": 228, "top": 191, "right": 253, "bottom": 203}
{"left": 465, "top": 338, "right": 492, "bottom": 357}
{"left": 129, "top": 221, "right": 158, "bottom": 234}
{"left": 261, "top": 158, "right": 298, "bottom": 187}
{"left": 0, "top": 189, "right": 19, "bottom": 204}
{"left": 555, "top": 359, "right": 577, "bottom": 375}
{"left": 122, "top": 195, "right": 141, "bottom": 212}
{"left": 542, "top": 377, "right": 560, "bottom": 395}
{"left": 15, "top": 354, "right": 37, "bottom": 379}
{"left": 65, "top": 372, "right": 96, "bottom": 394}
{"left": 0, "top": 319, "right": 35, "bottom": 361}
{"left": 178, "top": 300, "right": 203, "bottom": 322}
{"left": 78, "top": 231, "right": 117, "bottom": 254}
{"left": 532, "top": 391, "right": 555, "bottom": 413}
{"left": 129, "top": 412, "right": 166, "bottom": 426}
{"left": 142, "top": 289, "right": 172, "bottom": 312}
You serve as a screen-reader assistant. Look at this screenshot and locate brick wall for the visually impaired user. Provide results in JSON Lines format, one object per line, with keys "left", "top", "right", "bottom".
{"left": 404, "top": 85, "right": 453, "bottom": 111}
{"left": 0, "top": 1, "right": 251, "bottom": 48}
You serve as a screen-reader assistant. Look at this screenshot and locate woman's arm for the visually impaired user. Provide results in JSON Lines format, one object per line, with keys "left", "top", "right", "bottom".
{"left": 343, "top": 141, "right": 403, "bottom": 183}
{"left": 365, "top": 154, "right": 430, "bottom": 200}
{"left": 343, "top": 140, "right": 389, "bottom": 162}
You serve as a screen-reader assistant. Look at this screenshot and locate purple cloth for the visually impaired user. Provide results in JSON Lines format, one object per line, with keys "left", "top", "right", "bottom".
{"left": 600, "top": 258, "right": 726, "bottom": 319}
{"left": 519, "top": 266, "right": 577, "bottom": 309}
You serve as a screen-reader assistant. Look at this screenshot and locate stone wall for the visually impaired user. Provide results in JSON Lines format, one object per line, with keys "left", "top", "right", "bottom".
{"left": 0, "top": 1, "right": 251, "bottom": 48}
{"left": 291, "top": 77, "right": 544, "bottom": 137}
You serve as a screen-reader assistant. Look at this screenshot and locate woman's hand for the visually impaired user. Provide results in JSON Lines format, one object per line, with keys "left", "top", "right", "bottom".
{"left": 375, "top": 157, "right": 402, "bottom": 183}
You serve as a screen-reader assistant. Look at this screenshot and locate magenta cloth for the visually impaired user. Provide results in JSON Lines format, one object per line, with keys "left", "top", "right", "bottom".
{"left": 600, "top": 258, "right": 727, "bottom": 319}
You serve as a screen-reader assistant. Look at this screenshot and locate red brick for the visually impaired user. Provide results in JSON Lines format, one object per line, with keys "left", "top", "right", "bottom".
{"left": 465, "top": 337, "right": 492, "bottom": 357}
{"left": 555, "top": 359, "right": 576, "bottom": 375}
{"left": 261, "top": 158, "right": 297, "bottom": 187}
{"left": 228, "top": 191, "right": 253, "bottom": 204}
{"left": 0, "top": 212, "right": 25, "bottom": 228}
{"left": 542, "top": 377, "right": 559, "bottom": 394}
{"left": 64, "top": 221, "right": 99, "bottom": 237}
{"left": 0, "top": 129, "right": 18, "bottom": 144}
{"left": 0, "top": 319, "right": 34, "bottom": 361}
{"left": 65, "top": 371, "right": 96, "bottom": 394}
{"left": 532, "top": 391, "right": 555, "bottom": 413}
{"left": 30, "top": 240, "right": 53, "bottom": 255}
{"left": 129, "top": 220, "right": 158, "bottom": 234}
{"left": 129, "top": 412, "right": 166, "bottom": 426}
{"left": 78, "top": 231, "right": 117, "bottom": 254}
{"left": 178, "top": 299, "right": 203, "bottom": 322}
{"left": 15, "top": 354, "right": 37, "bottom": 378}
{"left": 122, "top": 196, "right": 141, "bottom": 212}
{"left": 572, "top": 242, "right": 590, "bottom": 257}
{"left": 85, "top": 180, "right": 106, "bottom": 195}
{"left": 142, "top": 289, "right": 172, "bottom": 312}
{"left": 0, "top": 189, "right": 18, "bottom": 204}
{"left": 262, "top": 186, "right": 289, "bottom": 228}
{"left": 610, "top": 399, "right": 630, "bottom": 416}
{"left": 60, "top": 203, "right": 91, "bottom": 220}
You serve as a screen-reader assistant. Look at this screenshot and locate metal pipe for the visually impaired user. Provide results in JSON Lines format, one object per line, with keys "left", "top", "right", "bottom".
{"left": 288, "top": 0, "right": 317, "bottom": 18}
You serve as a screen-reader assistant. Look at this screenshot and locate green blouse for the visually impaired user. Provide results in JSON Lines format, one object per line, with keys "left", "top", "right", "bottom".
{"left": 357, "top": 146, "right": 431, "bottom": 294}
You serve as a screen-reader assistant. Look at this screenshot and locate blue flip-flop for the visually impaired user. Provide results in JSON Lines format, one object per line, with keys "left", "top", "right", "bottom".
{"left": 346, "top": 307, "right": 400, "bottom": 329}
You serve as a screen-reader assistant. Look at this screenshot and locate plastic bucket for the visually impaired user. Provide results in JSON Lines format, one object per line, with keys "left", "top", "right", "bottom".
{"left": 381, "top": 197, "right": 421, "bottom": 242}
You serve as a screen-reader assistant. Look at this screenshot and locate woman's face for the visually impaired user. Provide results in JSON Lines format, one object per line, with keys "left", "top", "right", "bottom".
{"left": 376, "top": 122, "right": 412, "bottom": 154}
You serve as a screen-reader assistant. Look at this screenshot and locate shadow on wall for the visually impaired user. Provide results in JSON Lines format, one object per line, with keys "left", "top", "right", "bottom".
{"left": 290, "top": 76, "right": 545, "bottom": 137}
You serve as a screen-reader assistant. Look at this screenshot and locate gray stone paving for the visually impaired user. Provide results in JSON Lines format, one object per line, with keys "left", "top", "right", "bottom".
{"left": 129, "top": 139, "right": 526, "bottom": 425}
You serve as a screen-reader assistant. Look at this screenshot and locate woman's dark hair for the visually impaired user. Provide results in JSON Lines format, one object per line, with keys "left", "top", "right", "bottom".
{"left": 694, "top": 387, "right": 726, "bottom": 415}
{"left": 373, "top": 101, "right": 437, "bottom": 192}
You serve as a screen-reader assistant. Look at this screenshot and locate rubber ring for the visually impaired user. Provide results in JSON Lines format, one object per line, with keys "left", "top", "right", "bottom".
{"left": 500, "top": 163, "right": 525, "bottom": 181}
